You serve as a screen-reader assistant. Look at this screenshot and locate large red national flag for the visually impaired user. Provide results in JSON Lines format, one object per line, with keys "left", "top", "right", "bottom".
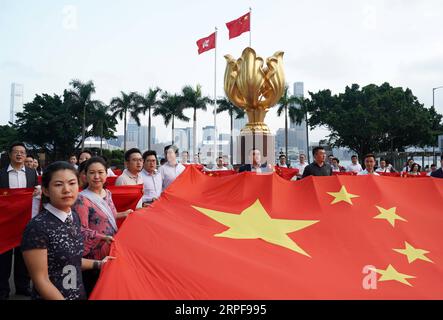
{"left": 196, "top": 32, "right": 216, "bottom": 55}
{"left": 91, "top": 166, "right": 443, "bottom": 299}
{"left": 226, "top": 12, "right": 250, "bottom": 39}
{"left": 0, "top": 188, "right": 34, "bottom": 254}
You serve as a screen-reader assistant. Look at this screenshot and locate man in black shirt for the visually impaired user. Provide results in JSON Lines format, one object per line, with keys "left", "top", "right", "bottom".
{"left": 430, "top": 155, "right": 443, "bottom": 178}
{"left": 301, "top": 146, "right": 333, "bottom": 178}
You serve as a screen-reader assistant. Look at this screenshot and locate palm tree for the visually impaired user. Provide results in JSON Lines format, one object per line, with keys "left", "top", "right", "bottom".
{"left": 181, "top": 85, "right": 212, "bottom": 158}
{"left": 216, "top": 97, "right": 245, "bottom": 164}
{"left": 66, "top": 79, "right": 98, "bottom": 151}
{"left": 91, "top": 102, "right": 117, "bottom": 155}
{"left": 153, "top": 92, "right": 190, "bottom": 145}
{"left": 134, "top": 87, "right": 162, "bottom": 150}
{"left": 110, "top": 91, "right": 139, "bottom": 151}
{"left": 276, "top": 86, "right": 305, "bottom": 163}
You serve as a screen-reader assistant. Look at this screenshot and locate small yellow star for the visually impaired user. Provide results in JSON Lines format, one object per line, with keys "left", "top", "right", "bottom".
{"left": 327, "top": 186, "right": 359, "bottom": 205}
{"left": 374, "top": 206, "right": 407, "bottom": 227}
{"left": 192, "top": 199, "right": 319, "bottom": 257}
{"left": 371, "top": 264, "right": 416, "bottom": 287}
{"left": 393, "top": 241, "right": 433, "bottom": 264}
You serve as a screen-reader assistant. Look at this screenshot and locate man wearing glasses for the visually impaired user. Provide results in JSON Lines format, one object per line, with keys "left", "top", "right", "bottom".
{"left": 0, "top": 142, "right": 39, "bottom": 299}
{"left": 115, "top": 148, "right": 144, "bottom": 186}
{"left": 141, "top": 150, "right": 163, "bottom": 207}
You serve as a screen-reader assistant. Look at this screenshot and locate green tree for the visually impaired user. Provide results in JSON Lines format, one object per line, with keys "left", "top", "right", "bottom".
{"left": 134, "top": 87, "right": 162, "bottom": 150}
{"left": 216, "top": 97, "right": 245, "bottom": 164}
{"left": 0, "top": 125, "right": 18, "bottom": 153}
{"left": 65, "top": 79, "right": 100, "bottom": 151}
{"left": 110, "top": 91, "right": 140, "bottom": 151}
{"left": 305, "top": 82, "right": 443, "bottom": 158}
{"left": 90, "top": 102, "right": 117, "bottom": 155}
{"left": 15, "top": 94, "right": 80, "bottom": 160}
{"left": 181, "top": 85, "right": 212, "bottom": 157}
{"left": 276, "top": 86, "right": 305, "bottom": 161}
{"left": 153, "top": 92, "right": 190, "bottom": 145}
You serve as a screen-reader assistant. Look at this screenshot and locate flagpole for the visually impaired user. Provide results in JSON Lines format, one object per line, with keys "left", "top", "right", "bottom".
{"left": 213, "top": 27, "right": 218, "bottom": 166}
{"left": 249, "top": 7, "right": 252, "bottom": 47}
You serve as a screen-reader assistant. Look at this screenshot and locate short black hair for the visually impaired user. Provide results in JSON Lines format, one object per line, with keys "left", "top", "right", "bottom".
{"left": 78, "top": 150, "right": 93, "bottom": 158}
{"left": 217, "top": 156, "right": 223, "bottom": 160}
{"left": 164, "top": 145, "right": 178, "bottom": 155}
{"left": 42, "top": 161, "right": 78, "bottom": 203}
{"left": 431, "top": 163, "right": 437, "bottom": 168}
{"left": 328, "top": 154, "right": 334, "bottom": 158}
{"left": 332, "top": 157, "right": 340, "bottom": 163}
{"left": 351, "top": 155, "right": 358, "bottom": 159}
{"left": 8, "top": 142, "right": 26, "bottom": 154}
{"left": 143, "top": 150, "right": 158, "bottom": 161}
{"left": 441, "top": 155, "right": 443, "bottom": 161}
{"left": 363, "top": 153, "right": 375, "bottom": 161}
{"left": 279, "top": 154, "right": 286, "bottom": 159}
{"left": 69, "top": 154, "right": 77, "bottom": 158}
{"left": 124, "top": 148, "right": 142, "bottom": 162}
{"left": 25, "top": 154, "right": 35, "bottom": 160}
{"left": 312, "top": 146, "right": 324, "bottom": 156}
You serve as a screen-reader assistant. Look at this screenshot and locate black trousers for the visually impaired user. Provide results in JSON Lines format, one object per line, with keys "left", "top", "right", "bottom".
{"left": 82, "top": 269, "right": 100, "bottom": 298}
{"left": 0, "top": 246, "right": 30, "bottom": 298}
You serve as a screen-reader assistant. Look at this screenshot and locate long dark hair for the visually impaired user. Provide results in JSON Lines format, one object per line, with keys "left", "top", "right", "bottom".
{"left": 41, "top": 161, "right": 79, "bottom": 203}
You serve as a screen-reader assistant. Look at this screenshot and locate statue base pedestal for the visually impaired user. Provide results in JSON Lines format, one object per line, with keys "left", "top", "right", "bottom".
{"left": 236, "top": 132, "right": 275, "bottom": 165}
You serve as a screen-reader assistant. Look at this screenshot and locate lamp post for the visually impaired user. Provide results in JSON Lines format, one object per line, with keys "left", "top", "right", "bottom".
{"left": 432, "top": 86, "right": 443, "bottom": 164}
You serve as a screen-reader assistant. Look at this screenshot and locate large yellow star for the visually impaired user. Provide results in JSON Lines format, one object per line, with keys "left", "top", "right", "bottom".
{"left": 327, "top": 186, "right": 359, "bottom": 205}
{"left": 191, "top": 199, "right": 319, "bottom": 257}
{"left": 393, "top": 241, "right": 434, "bottom": 264}
{"left": 374, "top": 206, "right": 407, "bottom": 227}
{"left": 371, "top": 264, "right": 416, "bottom": 287}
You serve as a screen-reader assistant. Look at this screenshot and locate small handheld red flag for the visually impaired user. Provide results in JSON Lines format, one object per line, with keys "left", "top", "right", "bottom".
{"left": 226, "top": 12, "right": 250, "bottom": 40}
{"left": 196, "top": 32, "right": 216, "bottom": 55}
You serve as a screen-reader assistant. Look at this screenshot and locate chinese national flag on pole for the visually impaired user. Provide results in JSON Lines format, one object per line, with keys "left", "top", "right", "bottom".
{"left": 226, "top": 12, "right": 250, "bottom": 39}
{"left": 196, "top": 32, "right": 216, "bottom": 55}
{"left": 91, "top": 166, "right": 443, "bottom": 299}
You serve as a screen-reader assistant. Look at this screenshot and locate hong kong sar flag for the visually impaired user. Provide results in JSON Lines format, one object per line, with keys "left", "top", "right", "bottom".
{"left": 196, "top": 32, "right": 216, "bottom": 55}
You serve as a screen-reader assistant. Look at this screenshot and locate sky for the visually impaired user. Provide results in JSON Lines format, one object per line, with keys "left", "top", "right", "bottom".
{"left": 1, "top": 0, "right": 443, "bottom": 144}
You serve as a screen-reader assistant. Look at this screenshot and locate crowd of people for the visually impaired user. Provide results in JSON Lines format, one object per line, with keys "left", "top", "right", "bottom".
{"left": 1, "top": 141, "right": 443, "bottom": 300}
{"left": 275, "top": 147, "right": 442, "bottom": 179}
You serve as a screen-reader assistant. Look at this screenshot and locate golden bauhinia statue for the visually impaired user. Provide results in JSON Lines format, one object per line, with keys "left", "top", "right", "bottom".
{"left": 224, "top": 47, "right": 285, "bottom": 134}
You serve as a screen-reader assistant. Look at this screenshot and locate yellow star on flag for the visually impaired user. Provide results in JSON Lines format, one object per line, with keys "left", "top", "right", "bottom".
{"left": 327, "top": 186, "right": 359, "bottom": 205}
{"left": 374, "top": 206, "right": 407, "bottom": 227}
{"left": 192, "top": 199, "right": 319, "bottom": 257}
{"left": 371, "top": 264, "right": 416, "bottom": 287}
{"left": 393, "top": 241, "right": 433, "bottom": 264}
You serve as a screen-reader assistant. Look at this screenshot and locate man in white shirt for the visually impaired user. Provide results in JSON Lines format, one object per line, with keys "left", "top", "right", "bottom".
{"left": 141, "top": 150, "right": 163, "bottom": 206}
{"left": 115, "top": 148, "right": 144, "bottom": 186}
{"left": 213, "top": 156, "right": 228, "bottom": 171}
{"left": 69, "top": 154, "right": 78, "bottom": 170}
{"left": 346, "top": 155, "right": 363, "bottom": 173}
{"left": 276, "top": 154, "right": 288, "bottom": 168}
{"left": 402, "top": 158, "right": 414, "bottom": 173}
{"left": 294, "top": 153, "right": 308, "bottom": 178}
{"left": 357, "top": 154, "right": 380, "bottom": 175}
{"left": 375, "top": 159, "right": 391, "bottom": 173}
{"left": 0, "top": 142, "right": 39, "bottom": 299}
{"left": 160, "top": 145, "right": 186, "bottom": 190}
